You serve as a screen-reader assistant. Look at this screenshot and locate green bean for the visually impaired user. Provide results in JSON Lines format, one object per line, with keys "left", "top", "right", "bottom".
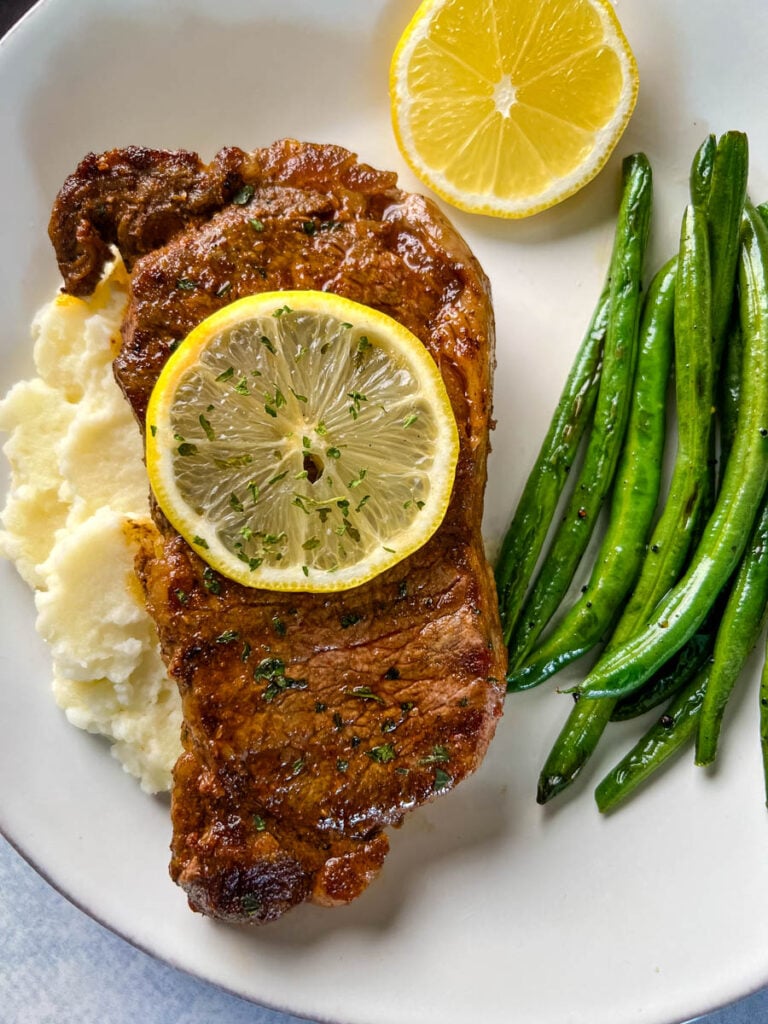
{"left": 706, "top": 132, "right": 749, "bottom": 365}
{"left": 695, "top": 492, "right": 768, "bottom": 764}
{"left": 610, "top": 620, "right": 715, "bottom": 720}
{"left": 576, "top": 204, "right": 768, "bottom": 702}
{"left": 594, "top": 669, "right": 708, "bottom": 813}
{"left": 718, "top": 318, "right": 743, "bottom": 476}
{"left": 537, "top": 205, "right": 713, "bottom": 801}
{"left": 507, "top": 257, "right": 675, "bottom": 692}
{"left": 537, "top": 694, "right": 613, "bottom": 804}
{"left": 690, "top": 134, "right": 716, "bottom": 208}
{"left": 495, "top": 290, "right": 607, "bottom": 643}
{"left": 506, "top": 154, "right": 652, "bottom": 668}
{"left": 599, "top": 494, "right": 768, "bottom": 808}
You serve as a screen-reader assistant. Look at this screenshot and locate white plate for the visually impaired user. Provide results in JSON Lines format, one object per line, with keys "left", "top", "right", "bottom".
{"left": 2, "top": 2, "right": 768, "bottom": 1023}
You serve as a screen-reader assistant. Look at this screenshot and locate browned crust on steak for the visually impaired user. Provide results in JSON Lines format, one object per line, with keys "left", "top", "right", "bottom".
{"left": 50, "top": 139, "right": 507, "bottom": 924}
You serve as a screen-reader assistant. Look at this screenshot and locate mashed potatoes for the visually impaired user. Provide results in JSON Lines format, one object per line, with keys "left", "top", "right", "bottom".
{"left": 0, "top": 260, "right": 182, "bottom": 793}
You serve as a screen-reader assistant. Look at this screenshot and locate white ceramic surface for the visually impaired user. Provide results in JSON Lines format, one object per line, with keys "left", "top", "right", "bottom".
{"left": 2, "top": 3, "right": 768, "bottom": 1023}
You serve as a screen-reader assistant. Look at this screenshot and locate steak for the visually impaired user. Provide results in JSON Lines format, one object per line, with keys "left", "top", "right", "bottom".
{"left": 49, "top": 139, "right": 507, "bottom": 923}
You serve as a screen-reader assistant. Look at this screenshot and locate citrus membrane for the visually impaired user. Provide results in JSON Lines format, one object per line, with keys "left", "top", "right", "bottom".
{"left": 145, "top": 291, "right": 460, "bottom": 592}
{"left": 390, "top": 0, "right": 639, "bottom": 218}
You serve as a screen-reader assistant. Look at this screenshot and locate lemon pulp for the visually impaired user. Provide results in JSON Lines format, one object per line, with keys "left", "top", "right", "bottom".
{"left": 145, "top": 291, "right": 460, "bottom": 592}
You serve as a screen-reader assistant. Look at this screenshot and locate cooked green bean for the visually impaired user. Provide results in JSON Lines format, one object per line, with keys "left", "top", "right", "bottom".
{"left": 576, "top": 204, "right": 768, "bottom": 702}
{"left": 718, "top": 318, "right": 743, "bottom": 475}
{"left": 706, "top": 132, "right": 749, "bottom": 365}
{"left": 610, "top": 620, "right": 715, "bottom": 720}
{"left": 508, "top": 257, "right": 675, "bottom": 692}
{"left": 695, "top": 492, "right": 768, "bottom": 764}
{"left": 594, "top": 669, "right": 708, "bottom": 813}
{"left": 495, "top": 290, "right": 607, "bottom": 643}
{"left": 600, "top": 494, "right": 768, "bottom": 808}
{"left": 506, "top": 154, "right": 652, "bottom": 669}
{"left": 537, "top": 205, "right": 713, "bottom": 801}
{"left": 690, "top": 134, "right": 716, "bottom": 208}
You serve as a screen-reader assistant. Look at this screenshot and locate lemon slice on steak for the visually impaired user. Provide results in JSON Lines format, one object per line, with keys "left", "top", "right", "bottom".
{"left": 145, "top": 291, "right": 459, "bottom": 592}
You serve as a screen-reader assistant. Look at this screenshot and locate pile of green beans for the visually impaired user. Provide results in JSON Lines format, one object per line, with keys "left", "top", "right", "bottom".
{"left": 497, "top": 131, "right": 768, "bottom": 811}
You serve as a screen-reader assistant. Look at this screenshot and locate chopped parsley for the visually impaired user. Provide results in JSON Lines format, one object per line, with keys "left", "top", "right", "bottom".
{"left": 347, "top": 685, "right": 385, "bottom": 705}
{"left": 367, "top": 743, "right": 396, "bottom": 764}
{"left": 232, "top": 184, "right": 255, "bottom": 205}
{"left": 202, "top": 566, "right": 222, "bottom": 595}
{"left": 420, "top": 744, "right": 450, "bottom": 765}
{"left": 255, "top": 658, "right": 307, "bottom": 703}
{"left": 198, "top": 413, "right": 215, "bottom": 441}
{"left": 215, "top": 630, "right": 239, "bottom": 644}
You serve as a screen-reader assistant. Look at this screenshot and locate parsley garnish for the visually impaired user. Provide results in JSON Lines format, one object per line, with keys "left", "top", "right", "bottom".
{"left": 240, "top": 893, "right": 261, "bottom": 915}
{"left": 255, "top": 658, "right": 307, "bottom": 703}
{"left": 347, "top": 685, "right": 384, "bottom": 705}
{"left": 199, "top": 413, "right": 215, "bottom": 441}
{"left": 232, "top": 184, "right": 255, "bottom": 205}
{"left": 367, "top": 743, "right": 396, "bottom": 764}
{"left": 420, "top": 745, "right": 450, "bottom": 765}
{"left": 215, "top": 630, "right": 239, "bottom": 644}
{"left": 202, "top": 566, "right": 221, "bottom": 595}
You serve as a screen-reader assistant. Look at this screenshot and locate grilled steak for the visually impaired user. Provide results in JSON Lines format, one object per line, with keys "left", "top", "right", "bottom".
{"left": 49, "top": 139, "right": 507, "bottom": 923}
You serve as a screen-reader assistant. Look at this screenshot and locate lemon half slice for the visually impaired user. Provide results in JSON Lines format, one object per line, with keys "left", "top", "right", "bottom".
{"left": 145, "top": 291, "right": 460, "bottom": 592}
{"left": 390, "top": 0, "right": 639, "bottom": 218}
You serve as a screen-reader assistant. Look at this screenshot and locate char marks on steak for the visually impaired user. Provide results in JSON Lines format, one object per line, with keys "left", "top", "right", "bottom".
{"left": 49, "top": 139, "right": 507, "bottom": 923}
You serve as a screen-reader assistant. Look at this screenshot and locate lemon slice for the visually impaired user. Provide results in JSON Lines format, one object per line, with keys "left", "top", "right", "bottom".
{"left": 390, "top": 0, "right": 639, "bottom": 218}
{"left": 145, "top": 291, "right": 460, "bottom": 592}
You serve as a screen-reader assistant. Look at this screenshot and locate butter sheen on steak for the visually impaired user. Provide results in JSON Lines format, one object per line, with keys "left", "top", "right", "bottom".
{"left": 49, "top": 139, "right": 507, "bottom": 923}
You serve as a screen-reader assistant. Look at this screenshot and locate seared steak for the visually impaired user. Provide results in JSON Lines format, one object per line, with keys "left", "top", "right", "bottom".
{"left": 49, "top": 139, "right": 507, "bottom": 923}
